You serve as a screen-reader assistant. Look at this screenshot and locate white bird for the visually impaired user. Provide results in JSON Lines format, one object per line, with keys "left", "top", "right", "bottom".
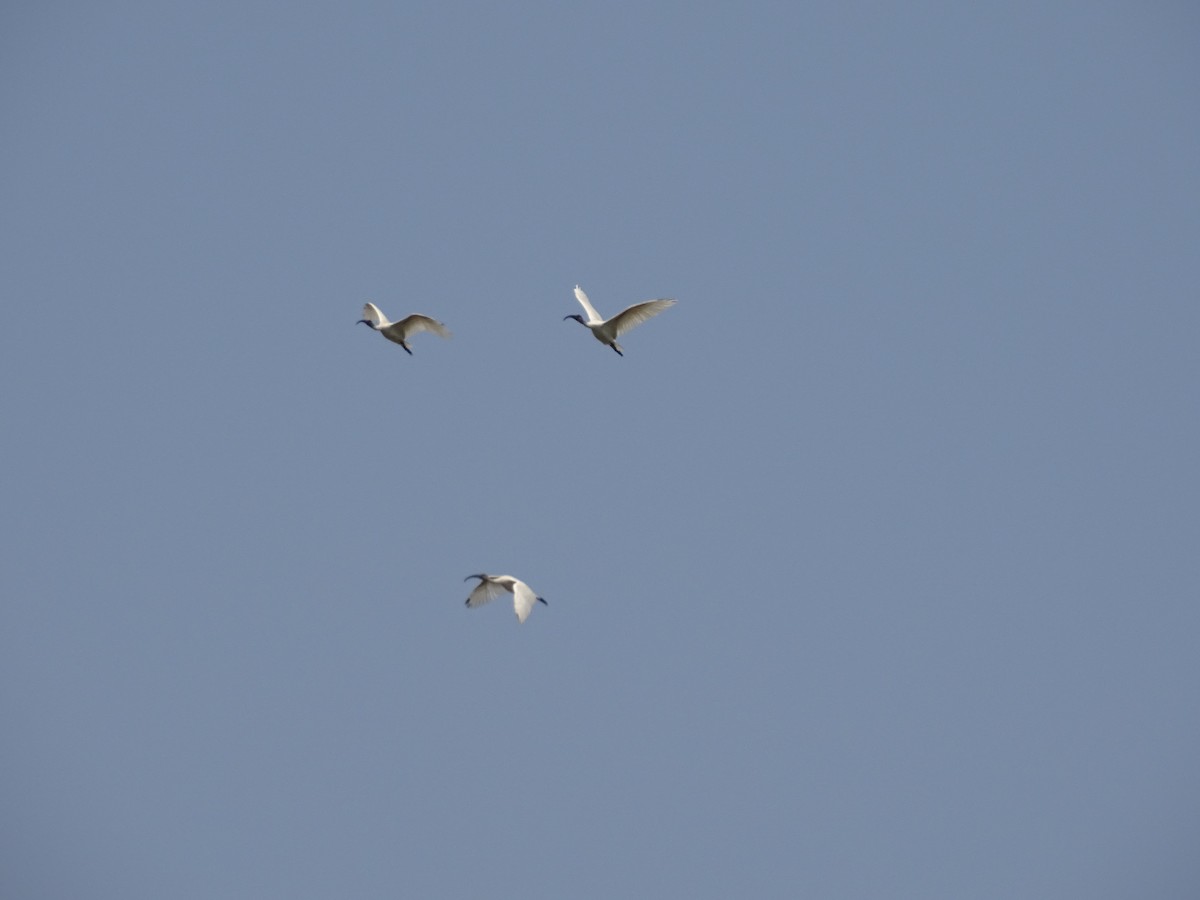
{"left": 464, "top": 573, "right": 548, "bottom": 624}
{"left": 564, "top": 285, "right": 676, "bottom": 356}
{"left": 357, "top": 302, "right": 451, "bottom": 355}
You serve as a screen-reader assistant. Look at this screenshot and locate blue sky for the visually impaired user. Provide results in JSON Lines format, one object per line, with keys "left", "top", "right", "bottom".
{"left": 2, "top": 2, "right": 1198, "bottom": 897}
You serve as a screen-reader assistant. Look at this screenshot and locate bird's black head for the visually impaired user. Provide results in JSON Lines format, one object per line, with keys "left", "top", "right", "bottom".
{"left": 563, "top": 314, "right": 584, "bottom": 324}
{"left": 537, "top": 596, "right": 548, "bottom": 606}
{"left": 356, "top": 319, "right": 373, "bottom": 327}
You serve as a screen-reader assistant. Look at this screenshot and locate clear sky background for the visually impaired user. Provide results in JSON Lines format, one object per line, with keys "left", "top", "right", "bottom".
{"left": 2, "top": 2, "right": 1198, "bottom": 897}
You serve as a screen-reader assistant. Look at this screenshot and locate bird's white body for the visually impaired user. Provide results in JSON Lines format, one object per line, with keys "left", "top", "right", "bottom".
{"left": 358, "top": 302, "right": 451, "bottom": 355}
{"left": 464, "top": 574, "right": 547, "bottom": 624}
{"left": 566, "top": 285, "right": 676, "bottom": 356}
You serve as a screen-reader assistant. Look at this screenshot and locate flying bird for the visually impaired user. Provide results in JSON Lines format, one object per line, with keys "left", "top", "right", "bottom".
{"left": 564, "top": 285, "right": 676, "bottom": 356}
{"left": 357, "top": 302, "right": 451, "bottom": 355}
{"left": 464, "top": 574, "right": 547, "bottom": 624}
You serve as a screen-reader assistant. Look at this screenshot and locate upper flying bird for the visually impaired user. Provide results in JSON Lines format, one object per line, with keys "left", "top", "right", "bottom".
{"left": 564, "top": 285, "right": 676, "bottom": 356}
{"left": 357, "top": 302, "right": 451, "bottom": 355}
{"left": 464, "top": 573, "right": 548, "bottom": 624}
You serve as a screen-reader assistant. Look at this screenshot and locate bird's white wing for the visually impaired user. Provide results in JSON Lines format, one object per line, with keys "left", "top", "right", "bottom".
{"left": 466, "top": 579, "right": 505, "bottom": 609}
{"left": 361, "top": 302, "right": 387, "bottom": 327}
{"left": 397, "top": 314, "right": 452, "bottom": 339}
{"left": 608, "top": 298, "right": 676, "bottom": 338}
{"left": 573, "top": 285, "right": 604, "bottom": 324}
{"left": 511, "top": 580, "right": 537, "bottom": 624}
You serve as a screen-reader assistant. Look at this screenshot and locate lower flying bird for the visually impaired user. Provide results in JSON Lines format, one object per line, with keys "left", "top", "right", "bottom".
{"left": 464, "top": 574, "right": 547, "bottom": 624}
{"left": 564, "top": 284, "right": 676, "bottom": 356}
{"left": 357, "top": 302, "right": 451, "bottom": 355}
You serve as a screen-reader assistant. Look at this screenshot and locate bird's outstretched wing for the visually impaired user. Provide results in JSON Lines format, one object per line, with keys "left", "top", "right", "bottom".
{"left": 465, "top": 577, "right": 505, "bottom": 609}
{"left": 397, "top": 314, "right": 452, "bottom": 339}
{"left": 361, "top": 302, "right": 387, "bottom": 327}
{"left": 511, "top": 580, "right": 538, "bottom": 624}
{"left": 573, "top": 285, "right": 604, "bottom": 324}
{"left": 608, "top": 299, "right": 676, "bottom": 339}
